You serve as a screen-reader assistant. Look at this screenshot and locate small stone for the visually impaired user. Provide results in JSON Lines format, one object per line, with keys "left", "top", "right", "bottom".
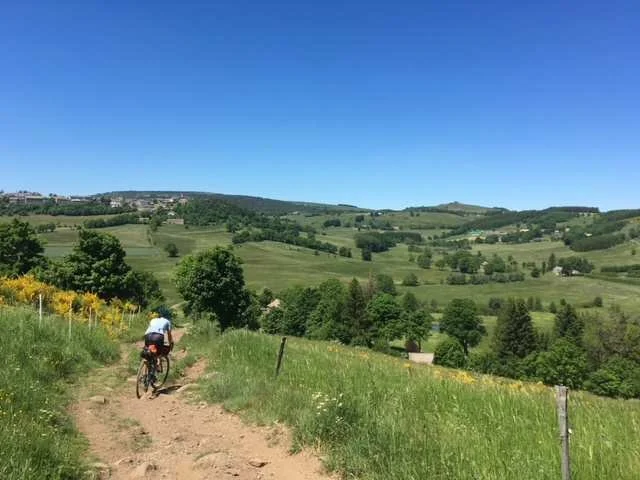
{"left": 194, "top": 452, "right": 227, "bottom": 469}
{"left": 171, "top": 433, "right": 183, "bottom": 442}
{"left": 131, "top": 462, "right": 156, "bottom": 478}
{"left": 248, "top": 458, "right": 268, "bottom": 468}
{"left": 89, "top": 396, "right": 107, "bottom": 405}
{"left": 226, "top": 469, "right": 240, "bottom": 477}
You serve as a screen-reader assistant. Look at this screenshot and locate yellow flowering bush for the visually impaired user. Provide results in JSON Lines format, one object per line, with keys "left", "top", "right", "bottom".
{"left": 0, "top": 275, "right": 137, "bottom": 337}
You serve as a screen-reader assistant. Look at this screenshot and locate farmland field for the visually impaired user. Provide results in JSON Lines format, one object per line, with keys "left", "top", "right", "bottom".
{"left": 27, "top": 217, "right": 640, "bottom": 316}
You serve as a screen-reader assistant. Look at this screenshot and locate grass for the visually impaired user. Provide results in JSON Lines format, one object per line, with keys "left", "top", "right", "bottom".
{"left": 18, "top": 218, "right": 640, "bottom": 314}
{"left": 0, "top": 306, "right": 119, "bottom": 480}
{"left": 187, "top": 329, "right": 640, "bottom": 480}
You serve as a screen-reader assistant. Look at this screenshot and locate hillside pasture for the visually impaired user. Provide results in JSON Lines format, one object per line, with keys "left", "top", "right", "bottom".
{"left": 22, "top": 218, "right": 640, "bottom": 314}
{"left": 191, "top": 330, "right": 640, "bottom": 480}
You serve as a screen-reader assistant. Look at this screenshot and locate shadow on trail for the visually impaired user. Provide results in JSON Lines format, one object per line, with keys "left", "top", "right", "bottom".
{"left": 149, "top": 384, "right": 182, "bottom": 398}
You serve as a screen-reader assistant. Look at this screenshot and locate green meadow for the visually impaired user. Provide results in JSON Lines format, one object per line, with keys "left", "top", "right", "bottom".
{"left": 31, "top": 216, "right": 640, "bottom": 316}
{"left": 187, "top": 329, "right": 640, "bottom": 480}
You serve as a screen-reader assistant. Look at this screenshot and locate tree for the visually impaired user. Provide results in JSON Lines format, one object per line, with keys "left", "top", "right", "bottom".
{"left": 553, "top": 303, "right": 584, "bottom": 344}
{"left": 164, "top": 242, "right": 179, "bottom": 257}
{"left": 534, "top": 297, "right": 543, "bottom": 311}
{"left": 40, "top": 229, "right": 163, "bottom": 306}
{"left": 488, "top": 297, "right": 504, "bottom": 314}
{"left": 399, "top": 307, "right": 432, "bottom": 350}
{"left": 261, "top": 307, "right": 285, "bottom": 334}
{"left": 48, "top": 229, "right": 131, "bottom": 299}
{"left": 126, "top": 270, "right": 165, "bottom": 307}
{"left": 375, "top": 274, "right": 397, "bottom": 296}
{"left": 0, "top": 219, "right": 45, "bottom": 277}
{"left": 416, "top": 254, "right": 432, "bottom": 269}
{"left": 174, "top": 247, "right": 253, "bottom": 330}
{"left": 280, "top": 285, "right": 320, "bottom": 337}
{"left": 306, "top": 279, "right": 348, "bottom": 342}
{"left": 366, "top": 293, "right": 403, "bottom": 343}
{"left": 548, "top": 253, "right": 557, "bottom": 270}
{"left": 434, "top": 258, "right": 446, "bottom": 270}
{"left": 584, "top": 357, "right": 640, "bottom": 399}
{"left": 527, "top": 296, "right": 535, "bottom": 311}
{"left": 493, "top": 298, "right": 537, "bottom": 359}
{"left": 530, "top": 266, "right": 541, "bottom": 278}
{"left": 433, "top": 337, "right": 466, "bottom": 368}
{"left": 534, "top": 339, "right": 588, "bottom": 388}
{"left": 344, "top": 278, "right": 370, "bottom": 346}
{"left": 542, "top": 261, "right": 547, "bottom": 275}
{"left": 440, "top": 298, "right": 485, "bottom": 355}
{"left": 361, "top": 248, "right": 372, "bottom": 261}
{"left": 401, "top": 292, "right": 420, "bottom": 312}
{"left": 401, "top": 272, "right": 419, "bottom": 286}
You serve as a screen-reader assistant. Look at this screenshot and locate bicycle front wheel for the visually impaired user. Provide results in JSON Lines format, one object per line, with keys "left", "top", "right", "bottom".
{"left": 136, "top": 360, "right": 149, "bottom": 399}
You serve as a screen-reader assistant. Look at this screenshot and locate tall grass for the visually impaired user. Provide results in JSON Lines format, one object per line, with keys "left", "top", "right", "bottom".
{"left": 0, "top": 307, "right": 119, "bottom": 479}
{"left": 191, "top": 330, "right": 640, "bottom": 480}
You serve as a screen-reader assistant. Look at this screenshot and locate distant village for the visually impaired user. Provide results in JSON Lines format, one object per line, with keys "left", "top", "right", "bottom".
{"left": 0, "top": 191, "right": 189, "bottom": 212}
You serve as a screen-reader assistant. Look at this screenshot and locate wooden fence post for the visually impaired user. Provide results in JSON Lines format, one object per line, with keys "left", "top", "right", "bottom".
{"left": 38, "top": 294, "right": 43, "bottom": 327}
{"left": 68, "top": 303, "right": 73, "bottom": 342}
{"left": 275, "top": 337, "right": 287, "bottom": 377}
{"left": 556, "top": 385, "right": 571, "bottom": 480}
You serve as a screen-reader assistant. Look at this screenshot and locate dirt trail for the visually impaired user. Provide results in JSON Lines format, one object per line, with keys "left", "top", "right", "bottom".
{"left": 73, "top": 330, "right": 335, "bottom": 480}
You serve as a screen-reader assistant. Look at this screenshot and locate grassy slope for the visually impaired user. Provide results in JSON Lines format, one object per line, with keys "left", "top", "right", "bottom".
{"left": 35, "top": 221, "right": 640, "bottom": 314}
{"left": 190, "top": 330, "right": 640, "bottom": 480}
{"left": 0, "top": 307, "right": 119, "bottom": 479}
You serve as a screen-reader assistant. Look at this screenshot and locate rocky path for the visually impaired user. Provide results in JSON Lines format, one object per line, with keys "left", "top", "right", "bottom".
{"left": 73, "top": 331, "right": 335, "bottom": 480}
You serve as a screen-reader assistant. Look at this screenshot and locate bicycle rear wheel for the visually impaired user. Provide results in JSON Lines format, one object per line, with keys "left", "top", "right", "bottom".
{"left": 155, "top": 355, "right": 170, "bottom": 388}
{"left": 136, "top": 360, "right": 150, "bottom": 399}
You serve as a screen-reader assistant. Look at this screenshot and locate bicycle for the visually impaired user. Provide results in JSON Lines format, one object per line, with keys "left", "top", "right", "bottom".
{"left": 136, "top": 344, "right": 171, "bottom": 398}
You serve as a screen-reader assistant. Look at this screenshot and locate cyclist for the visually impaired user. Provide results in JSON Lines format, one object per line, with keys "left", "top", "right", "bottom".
{"left": 144, "top": 312, "right": 174, "bottom": 382}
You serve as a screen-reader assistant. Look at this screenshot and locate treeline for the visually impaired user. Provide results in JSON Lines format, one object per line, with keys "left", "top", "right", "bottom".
{"left": 446, "top": 272, "right": 525, "bottom": 285}
{"left": 261, "top": 276, "right": 432, "bottom": 351}
{"left": 232, "top": 228, "right": 338, "bottom": 254}
{"left": 35, "top": 223, "right": 56, "bottom": 233}
{"left": 562, "top": 213, "right": 640, "bottom": 252}
{"left": 0, "top": 219, "right": 163, "bottom": 308}
{"left": 434, "top": 297, "right": 640, "bottom": 399}
{"left": 176, "top": 198, "right": 341, "bottom": 253}
{"left": 355, "top": 231, "right": 424, "bottom": 254}
{"left": 83, "top": 213, "right": 140, "bottom": 228}
{"left": 0, "top": 200, "right": 134, "bottom": 217}
{"left": 569, "top": 233, "right": 626, "bottom": 252}
{"left": 601, "top": 209, "right": 640, "bottom": 222}
{"left": 175, "top": 197, "right": 252, "bottom": 226}
{"left": 448, "top": 207, "right": 598, "bottom": 236}
{"left": 601, "top": 264, "right": 640, "bottom": 273}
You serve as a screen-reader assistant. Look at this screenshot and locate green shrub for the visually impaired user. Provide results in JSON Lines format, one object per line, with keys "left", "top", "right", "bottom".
{"left": 584, "top": 357, "right": 640, "bottom": 399}
{"left": 433, "top": 337, "right": 466, "bottom": 368}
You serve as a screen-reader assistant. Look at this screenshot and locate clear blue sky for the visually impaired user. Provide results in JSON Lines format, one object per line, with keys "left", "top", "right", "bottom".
{"left": 1, "top": 1, "right": 639, "bottom": 211}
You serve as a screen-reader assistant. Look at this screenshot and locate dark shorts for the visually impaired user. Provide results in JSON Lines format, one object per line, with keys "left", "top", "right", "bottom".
{"left": 144, "top": 332, "right": 170, "bottom": 356}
